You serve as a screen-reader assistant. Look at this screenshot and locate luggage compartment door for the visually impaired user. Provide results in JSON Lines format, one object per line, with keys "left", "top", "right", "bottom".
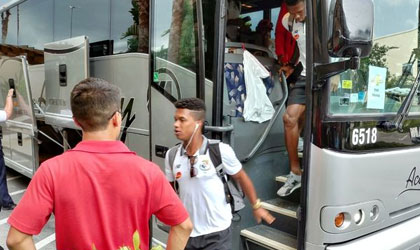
{"left": 0, "top": 56, "right": 38, "bottom": 177}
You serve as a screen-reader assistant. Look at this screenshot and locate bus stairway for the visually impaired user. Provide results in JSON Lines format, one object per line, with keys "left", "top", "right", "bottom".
{"left": 240, "top": 176, "right": 300, "bottom": 250}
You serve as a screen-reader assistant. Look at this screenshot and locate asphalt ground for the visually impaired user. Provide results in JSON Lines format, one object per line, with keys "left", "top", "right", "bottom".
{"left": 0, "top": 168, "right": 56, "bottom": 249}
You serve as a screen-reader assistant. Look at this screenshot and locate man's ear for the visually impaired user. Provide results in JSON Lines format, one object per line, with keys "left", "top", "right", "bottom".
{"left": 111, "top": 112, "right": 121, "bottom": 127}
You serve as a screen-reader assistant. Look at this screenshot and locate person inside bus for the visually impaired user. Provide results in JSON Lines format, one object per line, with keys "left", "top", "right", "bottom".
{"left": 165, "top": 98, "right": 275, "bottom": 250}
{"left": 275, "top": 1, "right": 298, "bottom": 68}
{"left": 6, "top": 78, "right": 193, "bottom": 250}
{"left": 277, "top": 0, "right": 307, "bottom": 197}
{"left": 0, "top": 89, "right": 16, "bottom": 211}
{"left": 254, "top": 19, "right": 276, "bottom": 56}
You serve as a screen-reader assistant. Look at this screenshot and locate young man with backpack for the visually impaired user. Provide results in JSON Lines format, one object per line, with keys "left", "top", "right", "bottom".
{"left": 277, "top": 0, "right": 307, "bottom": 197}
{"left": 165, "top": 98, "right": 275, "bottom": 250}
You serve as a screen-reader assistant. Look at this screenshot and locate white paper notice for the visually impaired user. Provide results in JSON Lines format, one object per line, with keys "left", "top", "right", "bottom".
{"left": 367, "top": 66, "right": 387, "bottom": 109}
{"left": 350, "top": 93, "right": 358, "bottom": 103}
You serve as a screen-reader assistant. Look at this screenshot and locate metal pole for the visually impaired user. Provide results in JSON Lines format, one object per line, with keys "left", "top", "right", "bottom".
{"left": 69, "top": 5, "right": 76, "bottom": 38}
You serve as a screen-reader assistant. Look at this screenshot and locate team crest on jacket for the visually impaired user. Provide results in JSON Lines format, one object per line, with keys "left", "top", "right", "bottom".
{"left": 175, "top": 172, "right": 182, "bottom": 179}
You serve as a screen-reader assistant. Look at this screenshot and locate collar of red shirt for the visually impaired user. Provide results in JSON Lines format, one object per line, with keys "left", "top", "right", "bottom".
{"left": 69, "top": 140, "right": 136, "bottom": 154}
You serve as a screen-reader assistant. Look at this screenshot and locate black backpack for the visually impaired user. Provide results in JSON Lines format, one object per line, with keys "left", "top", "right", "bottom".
{"left": 167, "top": 140, "right": 245, "bottom": 214}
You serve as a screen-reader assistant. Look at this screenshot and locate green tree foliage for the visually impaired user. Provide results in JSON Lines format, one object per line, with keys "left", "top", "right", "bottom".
{"left": 121, "top": 0, "right": 140, "bottom": 52}
{"left": 178, "top": 0, "right": 195, "bottom": 70}
{"left": 359, "top": 43, "right": 397, "bottom": 86}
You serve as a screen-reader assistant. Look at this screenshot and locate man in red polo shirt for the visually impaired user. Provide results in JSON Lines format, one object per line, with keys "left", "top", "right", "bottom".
{"left": 6, "top": 78, "right": 192, "bottom": 250}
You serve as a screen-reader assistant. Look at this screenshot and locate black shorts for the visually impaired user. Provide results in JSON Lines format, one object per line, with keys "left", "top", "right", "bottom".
{"left": 287, "top": 76, "right": 306, "bottom": 106}
{"left": 185, "top": 227, "right": 232, "bottom": 250}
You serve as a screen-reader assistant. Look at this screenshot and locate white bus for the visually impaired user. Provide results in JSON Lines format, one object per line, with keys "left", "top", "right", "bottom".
{"left": 1, "top": 0, "right": 420, "bottom": 249}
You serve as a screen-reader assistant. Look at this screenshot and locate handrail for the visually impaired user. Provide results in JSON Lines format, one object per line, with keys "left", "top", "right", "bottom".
{"left": 205, "top": 124, "right": 234, "bottom": 133}
{"left": 226, "top": 42, "right": 274, "bottom": 58}
{"left": 241, "top": 72, "right": 289, "bottom": 163}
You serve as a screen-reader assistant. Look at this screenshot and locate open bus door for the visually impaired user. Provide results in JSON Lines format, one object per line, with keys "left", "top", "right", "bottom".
{"left": 0, "top": 56, "right": 38, "bottom": 178}
{"left": 148, "top": 0, "right": 208, "bottom": 246}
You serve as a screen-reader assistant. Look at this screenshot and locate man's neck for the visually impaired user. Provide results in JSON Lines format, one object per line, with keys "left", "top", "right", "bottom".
{"left": 82, "top": 130, "right": 118, "bottom": 141}
{"left": 183, "top": 134, "right": 204, "bottom": 156}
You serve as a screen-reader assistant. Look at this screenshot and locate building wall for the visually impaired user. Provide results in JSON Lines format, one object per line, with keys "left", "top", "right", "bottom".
{"left": 374, "top": 28, "right": 418, "bottom": 77}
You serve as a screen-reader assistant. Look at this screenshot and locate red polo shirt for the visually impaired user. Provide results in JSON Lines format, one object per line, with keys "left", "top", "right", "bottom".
{"left": 9, "top": 140, "right": 188, "bottom": 249}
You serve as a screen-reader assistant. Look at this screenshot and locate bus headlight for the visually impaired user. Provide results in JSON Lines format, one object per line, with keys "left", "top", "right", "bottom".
{"left": 354, "top": 209, "right": 364, "bottom": 225}
{"left": 321, "top": 200, "right": 385, "bottom": 233}
{"left": 370, "top": 205, "right": 379, "bottom": 221}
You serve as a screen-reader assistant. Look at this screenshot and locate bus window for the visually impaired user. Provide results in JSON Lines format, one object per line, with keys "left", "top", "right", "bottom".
{"left": 19, "top": 0, "right": 53, "bottom": 50}
{"left": 240, "top": 10, "right": 263, "bottom": 31}
{"left": 111, "top": 0, "right": 134, "bottom": 54}
{"left": 226, "top": 0, "right": 281, "bottom": 58}
{"left": 328, "top": 0, "right": 419, "bottom": 117}
{"left": 270, "top": 7, "right": 280, "bottom": 41}
{"left": 1, "top": 7, "right": 17, "bottom": 45}
{"left": 53, "top": 0, "right": 110, "bottom": 42}
{"left": 151, "top": 0, "right": 199, "bottom": 100}
{"left": 1, "top": 0, "right": 135, "bottom": 55}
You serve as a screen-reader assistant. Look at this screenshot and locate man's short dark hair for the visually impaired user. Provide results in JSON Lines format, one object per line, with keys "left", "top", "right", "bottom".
{"left": 174, "top": 98, "right": 206, "bottom": 121}
{"left": 71, "top": 77, "right": 121, "bottom": 132}
{"left": 285, "top": 0, "right": 304, "bottom": 6}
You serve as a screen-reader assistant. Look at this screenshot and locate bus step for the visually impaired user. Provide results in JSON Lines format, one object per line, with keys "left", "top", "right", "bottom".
{"left": 241, "top": 225, "right": 297, "bottom": 250}
{"left": 261, "top": 198, "right": 298, "bottom": 219}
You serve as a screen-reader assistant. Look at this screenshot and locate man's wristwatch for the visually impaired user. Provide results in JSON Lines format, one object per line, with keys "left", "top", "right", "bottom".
{"left": 252, "top": 199, "right": 262, "bottom": 210}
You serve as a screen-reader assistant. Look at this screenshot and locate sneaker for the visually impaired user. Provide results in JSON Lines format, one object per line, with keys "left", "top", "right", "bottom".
{"left": 277, "top": 172, "right": 301, "bottom": 197}
{"left": 298, "top": 137, "right": 304, "bottom": 152}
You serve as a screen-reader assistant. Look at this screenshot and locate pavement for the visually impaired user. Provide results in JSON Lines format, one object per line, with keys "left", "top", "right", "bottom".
{"left": 0, "top": 168, "right": 56, "bottom": 249}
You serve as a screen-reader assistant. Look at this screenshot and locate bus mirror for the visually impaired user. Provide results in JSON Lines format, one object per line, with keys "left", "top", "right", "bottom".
{"left": 328, "top": 0, "right": 374, "bottom": 58}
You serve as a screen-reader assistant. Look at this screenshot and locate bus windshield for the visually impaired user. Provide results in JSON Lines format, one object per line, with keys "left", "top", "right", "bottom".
{"left": 328, "top": 0, "right": 420, "bottom": 117}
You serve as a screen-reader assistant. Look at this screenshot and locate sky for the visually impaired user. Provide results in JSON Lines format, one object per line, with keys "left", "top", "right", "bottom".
{"left": 373, "top": 0, "right": 419, "bottom": 38}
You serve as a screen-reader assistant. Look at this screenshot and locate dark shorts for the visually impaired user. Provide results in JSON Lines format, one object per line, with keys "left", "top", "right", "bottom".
{"left": 287, "top": 76, "right": 306, "bottom": 106}
{"left": 185, "top": 227, "right": 232, "bottom": 250}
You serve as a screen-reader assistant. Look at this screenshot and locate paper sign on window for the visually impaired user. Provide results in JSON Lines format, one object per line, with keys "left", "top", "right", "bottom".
{"left": 367, "top": 66, "right": 387, "bottom": 110}
{"left": 342, "top": 80, "right": 353, "bottom": 89}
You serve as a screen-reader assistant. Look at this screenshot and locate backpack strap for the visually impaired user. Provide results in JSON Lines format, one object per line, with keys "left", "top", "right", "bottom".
{"left": 167, "top": 145, "right": 179, "bottom": 171}
{"left": 208, "top": 143, "right": 223, "bottom": 176}
{"left": 208, "top": 143, "right": 234, "bottom": 213}
{"left": 167, "top": 144, "right": 181, "bottom": 192}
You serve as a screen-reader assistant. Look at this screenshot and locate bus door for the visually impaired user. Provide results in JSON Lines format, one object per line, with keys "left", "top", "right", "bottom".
{"left": 149, "top": 0, "right": 207, "bottom": 245}
{"left": 149, "top": 0, "right": 207, "bottom": 169}
{"left": 0, "top": 56, "right": 38, "bottom": 178}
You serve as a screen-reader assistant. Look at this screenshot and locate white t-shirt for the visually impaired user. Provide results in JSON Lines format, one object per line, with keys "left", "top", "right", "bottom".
{"left": 282, "top": 13, "right": 306, "bottom": 77}
{"left": 165, "top": 137, "right": 242, "bottom": 237}
{"left": 0, "top": 110, "right": 7, "bottom": 122}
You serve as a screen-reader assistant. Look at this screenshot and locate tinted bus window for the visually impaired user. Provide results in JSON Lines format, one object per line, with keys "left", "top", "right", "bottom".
{"left": 111, "top": 0, "right": 133, "bottom": 53}
{"left": 53, "top": 0, "right": 110, "bottom": 42}
{"left": 1, "top": 6, "right": 17, "bottom": 45}
{"left": 328, "top": 1, "right": 419, "bottom": 117}
{"left": 19, "top": 0, "right": 53, "bottom": 50}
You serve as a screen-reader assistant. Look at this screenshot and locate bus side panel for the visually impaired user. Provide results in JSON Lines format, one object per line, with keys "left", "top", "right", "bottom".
{"left": 90, "top": 53, "right": 150, "bottom": 159}
{"left": 306, "top": 144, "right": 420, "bottom": 247}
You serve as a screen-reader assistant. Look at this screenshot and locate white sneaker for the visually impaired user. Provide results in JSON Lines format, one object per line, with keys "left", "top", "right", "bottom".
{"left": 277, "top": 172, "right": 301, "bottom": 197}
{"left": 298, "top": 137, "right": 304, "bottom": 152}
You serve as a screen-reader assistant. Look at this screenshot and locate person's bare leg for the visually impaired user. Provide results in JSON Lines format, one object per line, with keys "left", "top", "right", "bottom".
{"left": 298, "top": 111, "right": 305, "bottom": 135}
{"left": 283, "top": 104, "right": 306, "bottom": 175}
